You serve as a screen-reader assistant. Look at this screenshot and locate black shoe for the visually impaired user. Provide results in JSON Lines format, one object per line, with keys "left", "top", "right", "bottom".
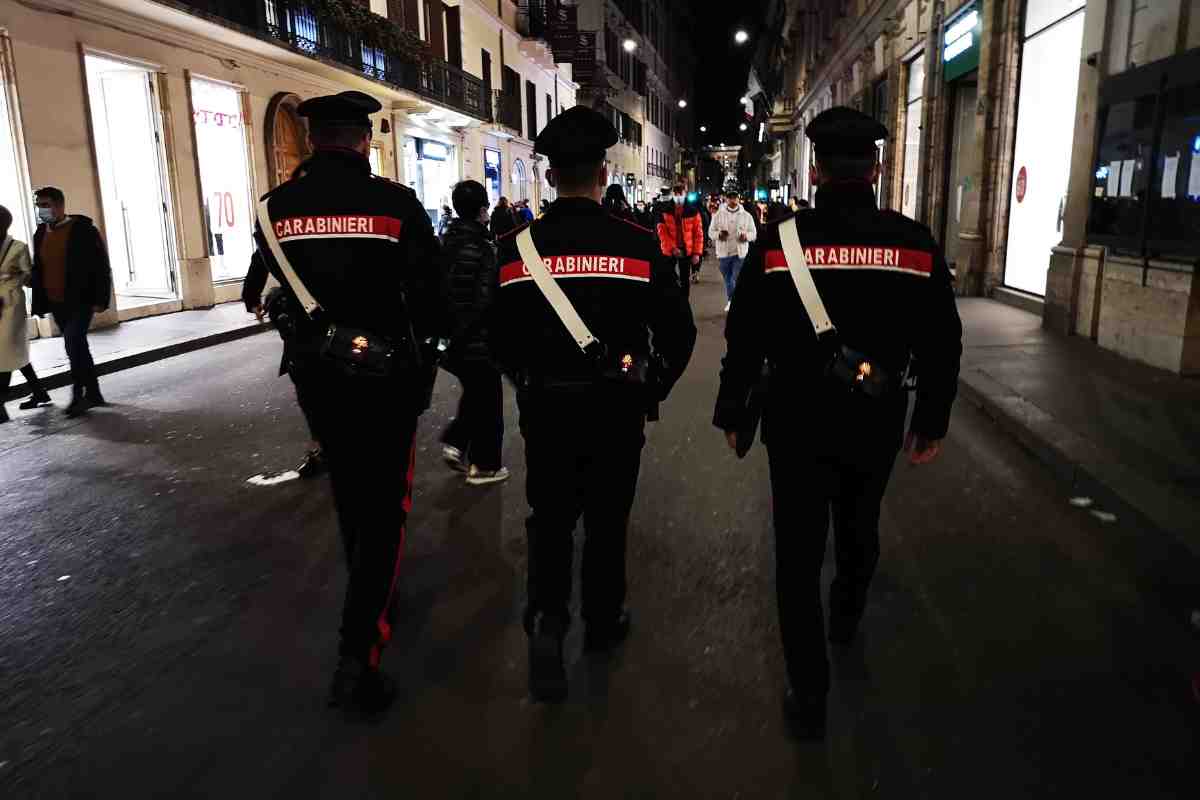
{"left": 328, "top": 657, "right": 396, "bottom": 714}
{"left": 528, "top": 616, "right": 568, "bottom": 704}
{"left": 64, "top": 397, "right": 89, "bottom": 418}
{"left": 0, "top": 405, "right": 9, "bottom": 424}
{"left": 297, "top": 448, "right": 326, "bottom": 479}
{"left": 583, "top": 609, "right": 631, "bottom": 653}
{"left": 18, "top": 391, "right": 52, "bottom": 411}
{"left": 783, "top": 689, "right": 826, "bottom": 741}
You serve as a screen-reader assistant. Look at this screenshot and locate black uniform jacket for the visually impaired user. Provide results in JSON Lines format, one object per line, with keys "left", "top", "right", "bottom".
{"left": 713, "top": 181, "right": 963, "bottom": 453}
{"left": 491, "top": 197, "right": 696, "bottom": 398}
{"left": 252, "top": 148, "right": 444, "bottom": 359}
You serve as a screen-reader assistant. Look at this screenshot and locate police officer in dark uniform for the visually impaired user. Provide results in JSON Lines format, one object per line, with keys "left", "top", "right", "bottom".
{"left": 252, "top": 91, "right": 444, "bottom": 713}
{"left": 491, "top": 106, "right": 696, "bottom": 703}
{"left": 713, "top": 107, "right": 962, "bottom": 738}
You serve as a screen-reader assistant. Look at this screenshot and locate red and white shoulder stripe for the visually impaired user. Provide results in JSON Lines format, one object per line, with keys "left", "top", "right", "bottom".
{"left": 764, "top": 244, "right": 933, "bottom": 277}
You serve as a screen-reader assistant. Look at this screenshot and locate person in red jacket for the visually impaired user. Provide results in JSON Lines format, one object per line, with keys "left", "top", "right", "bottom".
{"left": 654, "top": 184, "right": 703, "bottom": 299}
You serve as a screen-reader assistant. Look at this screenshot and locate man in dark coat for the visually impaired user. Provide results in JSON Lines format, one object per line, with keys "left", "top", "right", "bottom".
{"left": 489, "top": 196, "right": 517, "bottom": 239}
{"left": 440, "top": 179, "right": 508, "bottom": 485}
{"left": 31, "top": 186, "right": 112, "bottom": 417}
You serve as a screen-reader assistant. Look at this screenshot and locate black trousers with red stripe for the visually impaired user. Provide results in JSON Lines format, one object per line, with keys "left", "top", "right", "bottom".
{"left": 518, "top": 385, "right": 647, "bottom": 633}
{"left": 293, "top": 362, "right": 419, "bottom": 667}
{"left": 765, "top": 439, "right": 897, "bottom": 698}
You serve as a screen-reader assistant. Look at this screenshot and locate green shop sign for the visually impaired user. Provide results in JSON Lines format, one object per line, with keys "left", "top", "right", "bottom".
{"left": 943, "top": 5, "right": 981, "bottom": 82}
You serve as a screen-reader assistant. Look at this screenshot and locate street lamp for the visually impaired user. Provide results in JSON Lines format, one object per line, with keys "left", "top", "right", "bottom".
{"left": 623, "top": 38, "right": 637, "bottom": 53}
{"left": 739, "top": 122, "right": 748, "bottom": 131}
{"left": 678, "top": 99, "right": 688, "bottom": 109}
{"left": 740, "top": 96, "right": 749, "bottom": 104}
{"left": 734, "top": 30, "right": 749, "bottom": 44}
{"left": 699, "top": 125, "right": 707, "bottom": 132}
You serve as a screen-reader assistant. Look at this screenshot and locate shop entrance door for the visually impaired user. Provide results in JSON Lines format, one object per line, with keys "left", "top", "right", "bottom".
{"left": 942, "top": 81, "right": 978, "bottom": 270}
{"left": 85, "top": 54, "right": 178, "bottom": 306}
{"left": 1003, "top": 3, "right": 1086, "bottom": 295}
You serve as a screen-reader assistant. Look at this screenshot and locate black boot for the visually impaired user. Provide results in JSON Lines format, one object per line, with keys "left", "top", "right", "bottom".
{"left": 583, "top": 609, "right": 632, "bottom": 653}
{"left": 18, "top": 389, "right": 52, "bottom": 410}
{"left": 783, "top": 689, "right": 826, "bottom": 741}
{"left": 86, "top": 380, "right": 108, "bottom": 408}
{"left": 64, "top": 390, "right": 89, "bottom": 418}
{"left": 528, "top": 614, "right": 568, "bottom": 703}
{"left": 297, "top": 448, "right": 326, "bottom": 478}
{"left": 328, "top": 656, "right": 396, "bottom": 714}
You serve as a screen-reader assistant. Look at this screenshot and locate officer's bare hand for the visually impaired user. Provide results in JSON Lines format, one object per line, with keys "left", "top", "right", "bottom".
{"left": 725, "top": 430, "right": 738, "bottom": 451}
{"left": 904, "top": 431, "right": 942, "bottom": 465}
{"left": 253, "top": 304, "right": 266, "bottom": 323}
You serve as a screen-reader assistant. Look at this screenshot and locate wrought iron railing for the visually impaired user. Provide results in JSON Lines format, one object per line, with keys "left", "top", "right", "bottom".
{"left": 517, "top": 0, "right": 550, "bottom": 39}
{"left": 165, "top": 0, "right": 489, "bottom": 121}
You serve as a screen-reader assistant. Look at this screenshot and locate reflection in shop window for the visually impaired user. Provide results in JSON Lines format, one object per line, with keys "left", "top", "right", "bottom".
{"left": 404, "top": 137, "right": 456, "bottom": 225}
{"left": 191, "top": 78, "right": 254, "bottom": 283}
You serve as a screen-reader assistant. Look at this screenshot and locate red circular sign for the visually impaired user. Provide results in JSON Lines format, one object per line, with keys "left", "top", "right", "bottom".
{"left": 1016, "top": 166, "right": 1028, "bottom": 203}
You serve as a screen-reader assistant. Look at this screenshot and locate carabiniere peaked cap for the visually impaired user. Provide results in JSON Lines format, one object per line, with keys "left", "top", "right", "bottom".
{"left": 297, "top": 90, "right": 382, "bottom": 129}
{"left": 805, "top": 106, "right": 888, "bottom": 157}
{"left": 535, "top": 105, "right": 618, "bottom": 167}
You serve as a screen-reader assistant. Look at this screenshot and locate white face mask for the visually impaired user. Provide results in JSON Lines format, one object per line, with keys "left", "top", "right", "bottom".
{"left": 36, "top": 207, "right": 55, "bottom": 224}
{"left": 673, "top": 194, "right": 684, "bottom": 205}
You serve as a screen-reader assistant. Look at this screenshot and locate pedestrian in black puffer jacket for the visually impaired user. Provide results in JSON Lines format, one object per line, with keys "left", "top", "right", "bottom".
{"left": 440, "top": 180, "right": 509, "bottom": 484}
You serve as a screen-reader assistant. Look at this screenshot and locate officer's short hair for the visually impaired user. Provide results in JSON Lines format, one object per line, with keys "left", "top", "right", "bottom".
{"left": 552, "top": 159, "right": 603, "bottom": 193}
{"left": 814, "top": 151, "right": 878, "bottom": 182}
{"left": 35, "top": 186, "right": 65, "bottom": 206}
{"left": 451, "top": 180, "right": 487, "bottom": 219}
{"left": 0, "top": 205, "right": 11, "bottom": 232}
{"left": 308, "top": 121, "right": 370, "bottom": 150}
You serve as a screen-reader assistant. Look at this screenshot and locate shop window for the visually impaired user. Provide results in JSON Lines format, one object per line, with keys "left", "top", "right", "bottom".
{"left": 190, "top": 78, "right": 255, "bottom": 283}
{"left": 0, "top": 33, "right": 32, "bottom": 248}
{"left": 1088, "top": 47, "right": 1200, "bottom": 259}
{"left": 405, "top": 137, "right": 456, "bottom": 224}
{"left": 512, "top": 158, "right": 528, "bottom": 203}
{"left": 483, "top": 147, "right": 502, "bottom": 208}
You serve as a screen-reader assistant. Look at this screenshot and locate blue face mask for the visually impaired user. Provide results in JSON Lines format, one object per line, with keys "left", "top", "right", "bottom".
{"left": 36, "top": 207, "right": 55, "bottom": 224}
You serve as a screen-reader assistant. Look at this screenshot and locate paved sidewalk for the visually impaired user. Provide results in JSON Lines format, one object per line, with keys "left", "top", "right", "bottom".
{"left": 8, "top": 302, "right": 267, "bottom": 393}
{"left": 956, "top": 298, "right": 1200, "bottom": 557}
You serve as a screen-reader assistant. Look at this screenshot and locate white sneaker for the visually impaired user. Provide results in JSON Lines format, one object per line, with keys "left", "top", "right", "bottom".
{"left": 466, "top": 465, "right": 511, "bottom": 486}
{"left": 442, "top": 445, "right": 467, "bottom": 473}
{"left": 724, "top": 301, "right": 731, "bottom": 312}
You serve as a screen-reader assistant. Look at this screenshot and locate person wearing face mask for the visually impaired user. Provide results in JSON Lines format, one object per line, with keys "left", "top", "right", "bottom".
{"left": 653, "top": 183, "right": 704, "bottom": 300}
{"left": 708, "top": 189, "right": 757, "bottom": 311}
{"left": 30, "top": 187, "right": 112, "bottom": 418}
{"left": 439, "top": 179, "right": 509, "bottom": 485}
{"left": 0, "top": 204, "right": 52, "bottom": 423}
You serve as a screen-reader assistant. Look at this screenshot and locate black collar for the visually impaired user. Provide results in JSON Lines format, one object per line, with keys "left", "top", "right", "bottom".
{"left": 815, "top": 180, "right": 878, "bottom": 210}
{"left": 549, "top": 197, "right": 604, "bottom": 215}
{"left": 304, "top": 148, "right": 372, "bottom": 176}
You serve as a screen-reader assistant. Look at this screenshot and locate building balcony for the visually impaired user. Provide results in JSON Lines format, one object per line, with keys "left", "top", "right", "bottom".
{"left": 161, "top": 0, "right": 489, "bottom": 121}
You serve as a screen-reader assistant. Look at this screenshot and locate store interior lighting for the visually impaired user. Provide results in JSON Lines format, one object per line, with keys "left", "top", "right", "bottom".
{"left": 623, "top": 38, "right": 637, "bottom": 53}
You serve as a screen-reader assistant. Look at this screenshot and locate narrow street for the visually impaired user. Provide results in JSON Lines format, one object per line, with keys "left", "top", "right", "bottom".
{"left": 1, "top": 272, "right": 1196, "bottom": 799}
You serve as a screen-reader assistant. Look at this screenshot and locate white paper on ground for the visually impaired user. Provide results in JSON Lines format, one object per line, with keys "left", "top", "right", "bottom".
{"left": 1119, "top": 159, "right": 1135, "bottom": 197}
{"left": 247, "top": 471, "right": 301, "bottom": 487}
{"left": 1161, "top": 153, "right": 1179, "bottom": 199}
{"left": 1068, "top": 496, "right": 1094, "bottom": 508}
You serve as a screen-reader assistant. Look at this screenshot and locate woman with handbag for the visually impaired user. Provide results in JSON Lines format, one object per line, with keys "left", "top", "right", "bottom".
{"left": 0, "top": 205, "right": 52, "bottom": 423}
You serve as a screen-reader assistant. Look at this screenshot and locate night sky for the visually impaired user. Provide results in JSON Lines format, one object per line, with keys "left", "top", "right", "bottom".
{"left": 689, "top": 0, "right": 769, "bottom": 146}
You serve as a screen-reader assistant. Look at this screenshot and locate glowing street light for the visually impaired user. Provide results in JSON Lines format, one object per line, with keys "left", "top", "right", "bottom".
{"left": 678, "top": 99, "right": 688, "bottom": 109}
{"left": 699, "top": 125, "right": 707, "bottom": 132}
{"left": 739, "top": 122, "right": 748, "bottom": 131}
{"left": 740, "top": 96, "right": 749, "bottom": 104}
{"left": 623, "top": 38, "right": 637, "bottom": 53}
{"left": 734, "top": 29, "right": 749, "bottom": 44}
